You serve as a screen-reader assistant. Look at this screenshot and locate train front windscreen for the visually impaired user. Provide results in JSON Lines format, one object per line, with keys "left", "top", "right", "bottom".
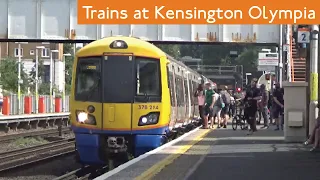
{"left": 74, "top": 56, "right": 161, "bottom": 103}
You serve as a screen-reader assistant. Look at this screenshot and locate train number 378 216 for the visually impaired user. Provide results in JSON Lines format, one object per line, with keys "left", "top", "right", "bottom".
{"left": 138, "top": 105, "right": 159, "bottom": 110}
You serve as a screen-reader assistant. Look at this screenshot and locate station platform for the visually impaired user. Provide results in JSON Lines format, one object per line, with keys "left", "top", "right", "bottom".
{"left": 0, "top": 112, "right": 70, "bottom": 133}
{"left": 95, "top": 125, "right": 320, "bottom": 180}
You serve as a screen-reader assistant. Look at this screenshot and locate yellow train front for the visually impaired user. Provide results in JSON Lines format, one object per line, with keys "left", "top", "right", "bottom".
{"left": 70, "top": 36, "right": 202, "bottom": 165}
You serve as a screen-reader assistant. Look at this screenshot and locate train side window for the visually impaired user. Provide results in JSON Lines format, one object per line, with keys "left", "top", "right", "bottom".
{"left": 168, "top": 71, "right": 175, "bottom": 106}
{"left": 189, "top": 79, "right": 193, "bottom": 105}
{"left": 177, "top": 76, "right": 185, "bottom": 107}
{"left": 193, "top": 81, "right": 198, "bottom": 105}
{"left": 175, "top": 76, "right": 180, "bottom": 106}
{"left": 184, "top": 79, "right": 189, "bottom": 106}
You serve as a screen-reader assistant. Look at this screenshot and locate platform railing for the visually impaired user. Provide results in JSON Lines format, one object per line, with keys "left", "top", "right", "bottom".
{"left": 3, "top": 94, "right": 70, "bottom": 115}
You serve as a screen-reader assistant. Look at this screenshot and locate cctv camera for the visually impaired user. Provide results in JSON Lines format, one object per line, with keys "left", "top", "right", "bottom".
{"left": 312, "top": 30, "right": 319, "bottom": 35}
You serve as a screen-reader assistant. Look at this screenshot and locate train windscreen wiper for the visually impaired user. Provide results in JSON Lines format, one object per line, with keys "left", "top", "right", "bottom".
{"left": 143, "top": 92, "right": 150, "bottom": 102}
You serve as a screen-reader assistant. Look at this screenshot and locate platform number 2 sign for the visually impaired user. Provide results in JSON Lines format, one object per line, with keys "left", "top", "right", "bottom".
{"left": 298, "top": 30, "right": 310, "bottom": 43}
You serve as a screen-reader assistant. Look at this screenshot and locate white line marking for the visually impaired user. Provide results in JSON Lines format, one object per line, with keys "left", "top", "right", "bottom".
{"left": 183, "top": 145, "right": 212, "bottom": 180}
{"left": 206, "top": 155, "right": 255, "bottom": 158}
{"left": 94, "top": 127, "right": 201, "bottom": 180}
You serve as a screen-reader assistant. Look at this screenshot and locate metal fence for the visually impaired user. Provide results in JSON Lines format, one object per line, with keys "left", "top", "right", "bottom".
{"left": 6, "top": 94, "right": 70, "bottom": 115}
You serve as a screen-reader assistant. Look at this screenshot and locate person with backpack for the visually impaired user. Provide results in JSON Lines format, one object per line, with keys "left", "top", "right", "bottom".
{"left": 203, "top": 82, "right": 215, "bottom": 129}
{"left": 210, "top": 88, "right": 224, "bottom": 129}
{"left": 220, "top": 86, "right": 231, "bottom": 128}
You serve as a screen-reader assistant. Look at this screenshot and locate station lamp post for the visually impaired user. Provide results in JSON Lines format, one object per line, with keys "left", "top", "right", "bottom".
{"left": 50, "top": 50, "right": 59, "bottom": 113}
{"left": 62, "top": 53, "right": 72, "bottom": 112}
{"left": 15, "top": 42, "right": 28, "bottom": 114}
{"left": 35, "top": 46, "right": 45, "bottom": 113}
{"left": 245, "top": 72, "right": 252, "bottom": 85}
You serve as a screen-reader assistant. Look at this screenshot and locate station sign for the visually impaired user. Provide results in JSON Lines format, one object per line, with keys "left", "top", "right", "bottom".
{"left": 297, "top": 28, "right": 310, "bottom": 44}
{"left": 257, "top": 65, "right": 276, "bottom": 72}
{"left": 258, "top": 52, "right": 278, "bottom": 66}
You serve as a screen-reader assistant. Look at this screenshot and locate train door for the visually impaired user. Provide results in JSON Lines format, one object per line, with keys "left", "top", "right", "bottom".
{"left": 181, "top": 71, "right": 187, "bottom": 124}
{"left": 102, "top": 54, "right": 134, "bottom": 131}
{"left": 167, "top": 64, "right": 176, "bottom": 130}
{"left": 186, "top": 74, "right": 191, "bottom": 122}
{"left": 172, "top": 65, "right": 179, "bottom": 128}
{"left": 131, "top": 56, "right": 162, "bottom": 133}
{"left": 175, "top": 68, "right": 184, "bottom": 126}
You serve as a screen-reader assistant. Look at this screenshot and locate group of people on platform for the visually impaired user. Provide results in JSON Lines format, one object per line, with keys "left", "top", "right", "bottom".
{"left": 194, "top": 77, "right": 320, "bottom": 152}
{"left": 194, "top": 78, "right": 285, "bottom": 135}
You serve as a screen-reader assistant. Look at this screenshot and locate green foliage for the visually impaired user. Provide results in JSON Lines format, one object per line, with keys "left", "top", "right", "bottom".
{"left": 66, "top": 84, "right": 71, "bottom": 95}
{"left": 0, "top": 57, "right": 29, "bottom": 93}
{"left": 63, "top": 43, "right": 74, "bottom": 55}
{"left": 155, "top": 44, "right": 181, "bottom": 59}
{"left": 65, "top": 55, "right": 73, "bottom": 86}
{"left": 29, "top": 59, "right": 45, "bottom": 92}
{"left": 155, "top": 44, "right": 267, "bottom": 80}
{"left": 38, "top": 83, "right": 50, "bottom": 95}
{"left": 63, "top": 43, "right": 78, "bottom": 95}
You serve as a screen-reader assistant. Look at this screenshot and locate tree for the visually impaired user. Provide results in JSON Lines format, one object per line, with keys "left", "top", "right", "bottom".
{"left": 39, "top": 83, "right": 50, "bottom": 95}
{"left": 235, "top": 46, "right": 262, "bottom": 79}
{"left": 29, "top": 59, "right": 45, "bottom": 92}
{"left": 63, "top": 44, "right": 79, "bottom": 95}
{"left": 65, "top": 55, "right": 73, "bottom": 95}
{"left": 0, "top": 57, "right": 29, "bottom": 93}
{"left": 63, "top": 43, "right": 74, "bottom": 55}
{"left": 155, "top": 44, "right": 181, "bottom": 59}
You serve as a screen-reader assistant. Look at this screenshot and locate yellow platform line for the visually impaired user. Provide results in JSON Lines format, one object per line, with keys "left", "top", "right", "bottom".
{"left": 134, "top": 127, "right": 214, "bottom": 180}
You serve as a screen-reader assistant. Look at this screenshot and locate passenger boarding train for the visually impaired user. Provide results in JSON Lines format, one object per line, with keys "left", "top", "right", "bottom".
{"left": 70, "top": 36, "right": 214, "bottom": 165}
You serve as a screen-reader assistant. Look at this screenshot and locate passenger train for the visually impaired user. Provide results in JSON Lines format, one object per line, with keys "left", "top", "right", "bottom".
{"left": 70, "top": 36, "right": 214, "bottom": 165}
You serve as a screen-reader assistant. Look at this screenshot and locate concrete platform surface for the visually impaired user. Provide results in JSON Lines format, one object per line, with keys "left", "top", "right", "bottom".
{"left": 151, "top": 126, "right": 319, "bottom": 180}
{"left": 95, "top": 125, "right": 319, "bottom": 180}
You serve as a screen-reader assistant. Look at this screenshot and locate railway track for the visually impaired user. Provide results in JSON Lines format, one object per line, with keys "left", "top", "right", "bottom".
{"left": 0, "top": 127, "right": 71, "bottom": 143}
{"left": 0, "top": 138, "right": 75, "bottom": 172}
{"left": 54, "top": 165, "right": 109, "bottom": 180}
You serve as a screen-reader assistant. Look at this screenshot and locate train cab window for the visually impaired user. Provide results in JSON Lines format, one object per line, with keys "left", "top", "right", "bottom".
{"left": 135, "top": 57, "right": 161, "bottom": 102}
{"left": 75, "top": 57, "right": 101, "bottom": 102}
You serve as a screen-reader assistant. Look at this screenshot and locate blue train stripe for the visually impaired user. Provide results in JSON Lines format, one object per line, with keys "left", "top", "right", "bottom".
{"left": 71, "top": 125, "right": 170, "bottom": 135}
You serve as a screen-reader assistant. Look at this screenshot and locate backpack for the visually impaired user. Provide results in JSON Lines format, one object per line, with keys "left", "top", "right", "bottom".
{"left": 221, "top": 91, "right": 231, "bottom": 105}
{"left": 214, "top": 93, "right": 225, "bottom": 108}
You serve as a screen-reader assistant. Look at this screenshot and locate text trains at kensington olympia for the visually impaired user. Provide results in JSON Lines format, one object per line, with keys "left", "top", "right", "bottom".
{"left": 82, "top": 5, "right": 315, "bottom": 23}
{"left": 70, "top": 36, "right": 211, "bottom": 165}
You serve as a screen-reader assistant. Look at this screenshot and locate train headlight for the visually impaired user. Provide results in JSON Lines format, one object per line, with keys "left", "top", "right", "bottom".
{"left": 76, "top": 110, "right": 97, "bottom": 125}
{"left": 138, "top": 112, "right": 160, "bottom": 126}
{"left": 109, "top": 40, "right": 128, "bottom": 49}
{"left": 77, "top": 112, "right": 88, "bottom": 123}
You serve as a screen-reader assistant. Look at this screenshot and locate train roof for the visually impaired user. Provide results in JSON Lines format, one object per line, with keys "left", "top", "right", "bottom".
{"left": 166, "top": 54, "right": 200, "bottom": 76}
{"left": 76, "top": 36, "right": 166, "bottom": 58}
{"left": 76, "top": 36, "right": 203, "bottom": 80}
